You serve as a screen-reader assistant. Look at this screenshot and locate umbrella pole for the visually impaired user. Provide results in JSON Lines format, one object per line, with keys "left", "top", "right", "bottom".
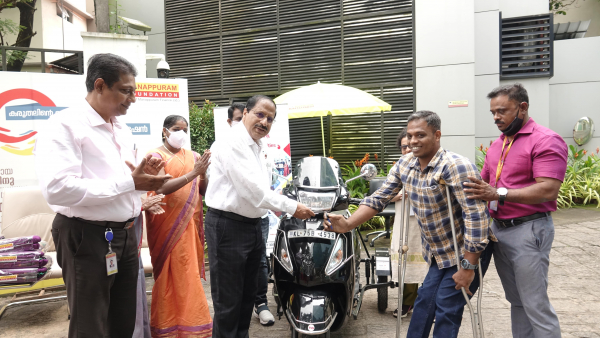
{"left": 320, "top": 115, "right": 326, "bottom": 156}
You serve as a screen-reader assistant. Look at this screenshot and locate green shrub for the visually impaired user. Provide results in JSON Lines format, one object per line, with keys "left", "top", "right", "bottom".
{"left": 189, "top": 100, "right": 217, "bottom": 154}
{"left": 476, "top": 144, "right": 600, "bottom": 209}
{"left": 342, "top": 163, "right": 370, "bottom": 198}
{"left": 348, "top": 204, "right": 386, "bottom": 231}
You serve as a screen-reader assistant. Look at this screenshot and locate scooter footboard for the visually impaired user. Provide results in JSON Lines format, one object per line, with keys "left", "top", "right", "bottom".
{"left": 286, "top": 290, "right": 337, "bottom": 335}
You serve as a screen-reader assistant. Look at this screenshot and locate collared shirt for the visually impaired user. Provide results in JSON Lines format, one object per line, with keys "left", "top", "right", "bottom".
{"left": 206, "top": 123, "right": 298, "bottom": 218}
{"left": 481, "top": 118, "right": 568, "bottom": 219}
{"left": 362, "top": 147, "right": 494, "bottom": 269}
{"left": 35, "top": 99, "right": 141, "bottom": 222}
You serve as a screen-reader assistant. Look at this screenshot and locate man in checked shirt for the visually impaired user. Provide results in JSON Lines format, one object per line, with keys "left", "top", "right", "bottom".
{"left": 325, "top": 110, "right": 495, "bottom": 338}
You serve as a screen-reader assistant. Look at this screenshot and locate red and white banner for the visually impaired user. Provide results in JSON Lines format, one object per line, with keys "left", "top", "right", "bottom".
{"left": 0, "top": 72, "right": 189, "bottom": 227}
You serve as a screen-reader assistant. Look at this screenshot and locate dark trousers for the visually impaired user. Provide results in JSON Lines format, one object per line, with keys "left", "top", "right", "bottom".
{"left": 51, "top": 214, "right": 138, "bottom": 338}
{"left": 254, "top": 216, "right": 269, "bottom": 308}
{"left": 205, "top": 210, "right": 263, "bottom": 338}
{"left": 407, "top": 242, "right": 494, "bottom": 338}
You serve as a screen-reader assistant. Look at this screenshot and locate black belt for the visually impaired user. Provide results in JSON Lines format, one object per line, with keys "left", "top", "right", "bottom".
{"left": 207, "top": 208, "right": 261, "bottom": 224}
{"left": 74, "top": 217, "right": 136, "bottom": 229}
{"left": 493, "top": 212, "right": 549, "bottom": 228}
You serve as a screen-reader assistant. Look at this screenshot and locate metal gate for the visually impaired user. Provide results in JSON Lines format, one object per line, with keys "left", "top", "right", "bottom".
{"left": 165, "top": 0, "right": 415, "bottom": 167}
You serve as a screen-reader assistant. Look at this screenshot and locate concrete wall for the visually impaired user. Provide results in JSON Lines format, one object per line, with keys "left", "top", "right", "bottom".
{"left": 109, "top": 0, "right": 166, "bottom": 78}
{"left": 81, "top": 32, "right": 147, "bottom": 75}
{"left": 415, "top": 0, "right": 476, "bottom": 162}
{"left": 0, "top": 0, "right": 91, "bottom": 68}
{"left": 472, "top": 0, "right": 551, "bottom": 159}
{"left": 550, "top": 36, "right": 600, "bottom": 152}
{"left": 554, "top": 0, "right": 600, "bottom": 38}
{"left": 474, "top": 1, "right": 501, "bottom": 154}
{"left": 41, "top": 0, "right": 88, "bottom": 61}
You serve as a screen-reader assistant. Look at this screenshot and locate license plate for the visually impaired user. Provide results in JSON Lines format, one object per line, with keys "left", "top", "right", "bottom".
{"left": 288, "top": 230, "right": 336, "bottom": 240}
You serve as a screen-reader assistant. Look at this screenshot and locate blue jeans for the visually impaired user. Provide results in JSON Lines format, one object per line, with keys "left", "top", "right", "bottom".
{"left": 254, "top": 216, "right": 270, "bottom": 308}
{"left": 407, "top": 243, "right": 494, "bottom": 338}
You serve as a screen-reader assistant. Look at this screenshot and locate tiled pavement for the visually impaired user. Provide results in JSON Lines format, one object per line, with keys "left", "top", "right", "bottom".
{"left": 0, "top": 208, "right": 599, "bottom": 337}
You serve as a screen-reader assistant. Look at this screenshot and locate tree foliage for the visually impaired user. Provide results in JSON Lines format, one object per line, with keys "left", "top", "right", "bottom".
{"left": 0, "top": 0, "right": 36, "bottom": 71}
{"left": 550, "top": 0, "right": 600, "bottom": 15}
{"left": 189, "top": 100, "right": 217, "bottom": 154}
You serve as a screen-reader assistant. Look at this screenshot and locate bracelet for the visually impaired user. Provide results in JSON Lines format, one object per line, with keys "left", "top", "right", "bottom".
{"left": 198, "top": 175, "right": 206, "bottom": 181}
{"left": 183, "top": 175, "right": 189, "bottom": 183}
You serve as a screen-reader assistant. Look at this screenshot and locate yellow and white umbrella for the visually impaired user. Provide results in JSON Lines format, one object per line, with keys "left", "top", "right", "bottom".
{"left": 274, "top": 81, "right": 391, "bottom": 119}
{"left": 274, "top": 82, "right": 392, "bottom": 156}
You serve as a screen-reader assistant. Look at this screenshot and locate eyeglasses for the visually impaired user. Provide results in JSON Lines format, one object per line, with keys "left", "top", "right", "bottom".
{"left": 401, "top": 145, "right": 409, "bottom": 149}
{"left": 252, "top": 111, "right": 275, "bottom": 124}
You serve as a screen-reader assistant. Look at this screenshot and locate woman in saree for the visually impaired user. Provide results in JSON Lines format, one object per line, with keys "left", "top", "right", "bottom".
{"left": 146, "top": 115, "right": 212, "bottom": 337}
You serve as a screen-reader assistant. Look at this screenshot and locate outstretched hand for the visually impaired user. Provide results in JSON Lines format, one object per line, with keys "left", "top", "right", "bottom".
{"left": 292, "top": 203, "right": 315, "bottom": 219}
{"left": 323, "top": 213, "right": 352, "bottom": 234}
{"left": 126, "top": 157, "right": 172, "bottom": 191}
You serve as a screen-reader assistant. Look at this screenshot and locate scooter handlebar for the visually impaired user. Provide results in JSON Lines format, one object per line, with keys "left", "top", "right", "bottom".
{"left": 348, "top": 198, "right": 363, "bottom": 206}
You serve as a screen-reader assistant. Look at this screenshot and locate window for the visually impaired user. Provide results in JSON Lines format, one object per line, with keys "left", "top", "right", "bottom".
{"left": 56, "top": 3, "right": 73, "bottom": 23}
{"left": 500, "top": 13, "right": 553, "bottom": 79}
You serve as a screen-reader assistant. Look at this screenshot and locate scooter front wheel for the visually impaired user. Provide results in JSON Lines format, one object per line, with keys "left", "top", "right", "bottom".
{"left": 290, "top": 327, "right": 331, "bottom": 338}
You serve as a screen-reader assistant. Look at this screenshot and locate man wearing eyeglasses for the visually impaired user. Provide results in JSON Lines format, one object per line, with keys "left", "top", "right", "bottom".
{"left": 205, "top": 95, "right": 315, "bottom": 338}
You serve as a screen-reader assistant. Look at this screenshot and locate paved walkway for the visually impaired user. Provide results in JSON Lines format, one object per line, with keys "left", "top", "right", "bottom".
{"left": 0, "top": 208, "right": 599, "bottom": 337}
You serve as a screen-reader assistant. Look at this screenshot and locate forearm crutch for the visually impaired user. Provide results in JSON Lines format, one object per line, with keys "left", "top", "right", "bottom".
{"left": 443, "top": 183, "right": 485, "bottom": 338}
{"left": 395, "top": 190, "right": 410, "bottom": 338}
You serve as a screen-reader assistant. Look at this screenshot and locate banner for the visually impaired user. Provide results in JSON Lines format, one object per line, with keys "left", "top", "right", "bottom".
{"left": 0, "top": 72, "right": 189, "bottom": 227}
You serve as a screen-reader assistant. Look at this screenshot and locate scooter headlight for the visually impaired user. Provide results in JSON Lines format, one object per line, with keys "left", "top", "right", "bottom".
{"left": 278, "top": 236, "right": 293, "bottom": 274}
{"left": 298, "top": 190, "right": 336, "bottom": 212}
{"left": 325, "top": 237, "right": 345, "bottom": 275}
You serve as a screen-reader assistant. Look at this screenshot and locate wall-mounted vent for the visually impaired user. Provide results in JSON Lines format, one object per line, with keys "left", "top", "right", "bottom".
{"left": 500, "top": 13, "right": 553, "bottom": 80}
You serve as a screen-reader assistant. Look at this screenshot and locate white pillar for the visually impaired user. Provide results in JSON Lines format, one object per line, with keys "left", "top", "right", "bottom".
{"left": 415, "top": 0, "right": 476, "bottom": 162}
{"left": 80, "top": 32, "right": 148, "bottom": 76}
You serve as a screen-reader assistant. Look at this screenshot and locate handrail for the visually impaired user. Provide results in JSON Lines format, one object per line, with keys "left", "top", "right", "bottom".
{"left": 1, "top": 46, "right": 83, "bottom": 74}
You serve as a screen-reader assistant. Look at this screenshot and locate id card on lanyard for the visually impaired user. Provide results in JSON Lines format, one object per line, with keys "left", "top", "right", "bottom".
{"left": 490, "top": 137, "right": 514, "bottom": 211}
{"left": 105, "top": 228, "right": 118, "bottom": 276}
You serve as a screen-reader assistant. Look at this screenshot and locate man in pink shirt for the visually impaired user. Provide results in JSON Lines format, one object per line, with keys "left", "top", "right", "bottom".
{"left": 464, "top": 84, "right": 566, "bottom": 337}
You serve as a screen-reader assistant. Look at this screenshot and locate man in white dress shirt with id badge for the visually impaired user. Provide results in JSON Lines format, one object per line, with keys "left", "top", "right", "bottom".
{"left": 35, "top": 54, "right": 171, "bottom": 338}
{"left": 205, "top": 95, "right": 314, "bottom": 338}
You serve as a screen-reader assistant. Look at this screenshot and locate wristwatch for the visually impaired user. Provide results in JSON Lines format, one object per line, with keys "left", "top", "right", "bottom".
{"left": 497, "top": 187, "right": 508, "bottom": 206}
{"left": 460, "top": 259, "right": 479, "bottom": 270}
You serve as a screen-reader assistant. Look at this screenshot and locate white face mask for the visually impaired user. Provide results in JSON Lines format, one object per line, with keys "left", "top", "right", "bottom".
{"left": 231, "top": 120, "right": 240, "bottom": 127}
{"left": 165, "top": 129, "right": 187, "bottom": 149}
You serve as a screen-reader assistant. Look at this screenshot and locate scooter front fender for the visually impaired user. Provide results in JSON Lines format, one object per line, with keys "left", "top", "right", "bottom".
{"left": 286, "top": 290, "right": 337, "bottom": 335}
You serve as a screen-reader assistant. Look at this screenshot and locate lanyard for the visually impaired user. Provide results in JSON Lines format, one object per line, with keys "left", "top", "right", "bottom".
{"left": 105, "top": 228, "right": 114, "bottom": 253}
{"left": 494, "top": 137, "right": 514, "bottom": 187}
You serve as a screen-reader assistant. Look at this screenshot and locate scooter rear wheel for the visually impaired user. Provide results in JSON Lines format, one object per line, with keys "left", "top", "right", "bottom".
{"left": 377, "top": 275, "right": 388, "bottom": 312}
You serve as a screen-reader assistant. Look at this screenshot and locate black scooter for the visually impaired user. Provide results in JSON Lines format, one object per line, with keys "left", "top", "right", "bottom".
{"left": 271, "top": 156, "right": 394, "bottom": 337}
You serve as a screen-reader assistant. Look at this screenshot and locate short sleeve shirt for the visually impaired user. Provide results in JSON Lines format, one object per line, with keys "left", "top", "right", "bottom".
{"left": 481, "top": 118, "right": 568, "bottom": 219}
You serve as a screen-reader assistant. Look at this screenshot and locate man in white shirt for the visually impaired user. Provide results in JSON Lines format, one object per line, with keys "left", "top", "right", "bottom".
{"left": 206, "top": 95, "right": 314, "bottom": 338}
{"left": 35, "top": 53, "right": 171, "bottom": 338}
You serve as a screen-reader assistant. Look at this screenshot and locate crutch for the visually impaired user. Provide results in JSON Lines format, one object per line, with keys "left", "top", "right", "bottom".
{"left": 442, "top": 182, "right": 485, "bottom": 338}
{"left": 395, "top": 189, "right": 411, "bottom": 338}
